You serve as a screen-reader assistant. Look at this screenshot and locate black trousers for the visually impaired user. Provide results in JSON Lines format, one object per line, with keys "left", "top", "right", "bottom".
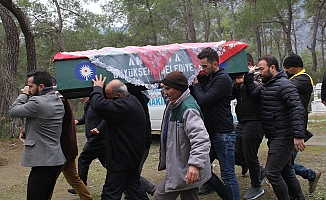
{"left": 235, "top": 121, "right": 264, "bottom": 187}
{"left": 101, "top": 167, "right": 148, "bottom": 200}
{"left": 266, "top": 138, "right": 305, "bottom": 200}
{"left": 78, "top": 139, "right": 106, "bottom": 185}
{"left": 27, "top": 165, "right": 62, "bottom": 200}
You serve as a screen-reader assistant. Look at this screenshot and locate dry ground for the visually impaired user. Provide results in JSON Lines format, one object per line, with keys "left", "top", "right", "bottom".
{"left": 0, "top": 113, "right": 326, "bottom": 200}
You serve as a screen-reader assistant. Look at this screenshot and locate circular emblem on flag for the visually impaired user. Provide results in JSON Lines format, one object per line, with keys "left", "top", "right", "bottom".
{"left": 74, "top": 61, "right": 96, "bottom": 81}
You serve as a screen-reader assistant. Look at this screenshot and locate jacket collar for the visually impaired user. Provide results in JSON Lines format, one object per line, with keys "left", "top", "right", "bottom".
{"left": 209, "top": 68, "right": 222, "bottom": 79}
{"left": 169, "top": 89, "right": 190, "bottom": 110}
{"left": 290, "top": 69, "right": 314, "bottom": 86}
{"left": 264, "top": 69, "right": 288, "bottom": 85}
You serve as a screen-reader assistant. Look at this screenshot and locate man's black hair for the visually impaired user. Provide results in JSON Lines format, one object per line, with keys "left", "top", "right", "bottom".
{"left": 27, "top": 69, "right": 53, "bottom": 87}
{"left": 246, "top": 53, "right": 254, "bottom": 66}
{"left": 258, "top": 54, "right": 280, "bottom": 71}
{"left": 197, "top": 47, "right": 219, "bottom": 64}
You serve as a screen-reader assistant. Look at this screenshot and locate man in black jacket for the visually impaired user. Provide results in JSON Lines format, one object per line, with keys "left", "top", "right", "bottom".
{"left": 244, "top": 54, "right": 305, "bottom": 200}
{"left": 124, "top": 89, "right": 156, "bottom": 198}
{"left": 193, "top": 47, "right": 239, "bottom": 200}
{"left": 233, "top": 53, "right": 265, "bottom": 199}
{"left": 283, "top": 53, "right": 321, "bottom": 194}
{"left": 89, "top": 75, "right": 148, "bottom": 200}
{"left": 68, "top": 96, "right": 107, "bottom": 195}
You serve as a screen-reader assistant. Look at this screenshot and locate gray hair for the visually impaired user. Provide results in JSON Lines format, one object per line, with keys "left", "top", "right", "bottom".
{"left": 112, "top": 83, "right": 128, "bottom": 96}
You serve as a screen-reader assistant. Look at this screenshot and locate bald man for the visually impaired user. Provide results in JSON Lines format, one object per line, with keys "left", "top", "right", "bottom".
{"left": 89, "top": 76, "right": 148, "bottom": 200}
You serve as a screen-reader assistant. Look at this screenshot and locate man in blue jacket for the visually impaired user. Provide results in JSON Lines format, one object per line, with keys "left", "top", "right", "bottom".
{"left": 89, "top": 75, "right": 148, "bottom": 200}
{"left": 245, "top": 54, "right": 305, "bottom": 200}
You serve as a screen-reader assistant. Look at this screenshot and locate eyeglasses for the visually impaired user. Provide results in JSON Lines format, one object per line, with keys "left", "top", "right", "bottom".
{"left": 283, "top": 66, "right": 293, "bottom": 69}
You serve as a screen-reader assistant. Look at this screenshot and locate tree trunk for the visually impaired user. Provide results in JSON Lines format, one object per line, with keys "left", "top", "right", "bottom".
{"left": 307, "top": 0, "right": 326, "bottom": 72}
{"left": 253, "top": 0, "right": 262, "bottom": 58}
{"left": 292, "top": 21, "right": 298, "bottom": 54}
{"left": 212, "top": 13, "right": 223, "bottom": 41}
{"left": 0, "top": 90, "right": 4, "bottom": 138}
{"left": 182, "top": 0, "right": 197, "bottom": 42}
{"left": 230, "top": 0, "right": 236, "bottom": 40}
{"left": 275, "top": 0, "right": 293, "bottom": 55}
{"left": 0, "top": 3, "right": 20, "bottom": 138}
{"left": 145, "top": 0, "right": 157, "bottom": 45}
{"left": 200, "top": 1, "right": 210, "bottom": 42}
{"left": 53, "top": 0, "right": 66, "bottom": 52}
{"left": 0, "top": 0, "right": 37, "bottom": 73}
{"left": 261, "top": 24, "right": 267, "bottom": 54}
{"left": 321, "top": 22, "right": 326, "bottom": 69}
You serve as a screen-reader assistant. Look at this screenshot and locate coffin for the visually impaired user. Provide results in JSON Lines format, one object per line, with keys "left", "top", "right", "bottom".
{"left": 53, "top": 41, "right": 248, "bottom": 99}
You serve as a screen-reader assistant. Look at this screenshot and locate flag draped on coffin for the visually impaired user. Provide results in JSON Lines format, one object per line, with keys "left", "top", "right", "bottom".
{"left": 53, "top": 40, "right": 248, "bottom": 92}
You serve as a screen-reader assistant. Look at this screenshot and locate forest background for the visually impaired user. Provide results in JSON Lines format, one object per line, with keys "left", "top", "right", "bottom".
{"left": 1, "top": 0, "right": 326, "bottom": 139}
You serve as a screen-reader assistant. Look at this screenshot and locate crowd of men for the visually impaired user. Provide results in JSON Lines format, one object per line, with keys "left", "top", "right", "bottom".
{"left": 9, "top": 48, "right": 325, "bottom": 200}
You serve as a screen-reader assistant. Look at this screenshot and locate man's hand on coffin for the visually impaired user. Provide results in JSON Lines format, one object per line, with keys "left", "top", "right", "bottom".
{"left": 92, "top": 74, "right": 106, "bottom": 88}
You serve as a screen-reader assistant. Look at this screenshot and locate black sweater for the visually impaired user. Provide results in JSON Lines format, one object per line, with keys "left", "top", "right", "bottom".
{"left": 193, "top": 69, "right": 234, "bottom": 133}
{"left": 89, "top": 86, "right": 146, "bottom": 171}
{"left": 232, "top": 82, "right": 261, "bottom": 123}
{"left": 77, "top": 100, "right": 106, "bottom": 141}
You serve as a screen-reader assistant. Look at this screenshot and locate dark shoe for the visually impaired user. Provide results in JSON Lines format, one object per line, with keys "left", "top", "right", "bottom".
{"left": 243, "top": 186, "right": 264, "bottom": 199}
{"left": 68, "top": 189, "right": 77, "bottom": 194}
{"left": 309, "top": 171, "right": 321, "bottom": 193}
{"left": 198, "top": 184, "right": 214, "bottom": 196}
{"left": 242, "top": 165, "right": 249, "bottom": 177}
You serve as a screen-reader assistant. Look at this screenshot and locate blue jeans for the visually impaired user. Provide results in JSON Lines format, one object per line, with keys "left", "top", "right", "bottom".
{"left": 292, "top": 150, "right": 315, "bottom": 182}
{"left": 266, "top": 138, "right": 304, "bottom": 200}
{"left": 209, "top": 132, "right": 240, "bottom": 200}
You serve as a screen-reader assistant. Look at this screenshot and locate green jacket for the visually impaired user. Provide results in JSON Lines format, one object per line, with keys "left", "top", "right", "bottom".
{"left": 158, "top": 89, "right": 211, "bottom": 192}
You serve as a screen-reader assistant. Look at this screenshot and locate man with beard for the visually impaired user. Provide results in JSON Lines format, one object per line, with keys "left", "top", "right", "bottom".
{"left": 244, "top": 54, "right": 306, "bottom": 200}
{"left": 9, "top": 69, "right": 66, "bottom": 200}
{"left": 283, "top": 53, "right": 321, "bottom": 194}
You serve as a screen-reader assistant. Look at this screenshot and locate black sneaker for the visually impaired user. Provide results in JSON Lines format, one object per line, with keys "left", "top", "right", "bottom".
{"left": 68, "top": 189, "right": 77, "bottom": 194}
{"left": 243, "top": 186, "right": 264, "bottom": 199}
{"left": 198, "top": 184, "right": 214, "bottom": 196}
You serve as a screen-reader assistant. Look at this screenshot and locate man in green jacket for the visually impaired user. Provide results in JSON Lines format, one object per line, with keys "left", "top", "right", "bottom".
{"left": 153, "top": 71, "right": 211, "bottom": 200}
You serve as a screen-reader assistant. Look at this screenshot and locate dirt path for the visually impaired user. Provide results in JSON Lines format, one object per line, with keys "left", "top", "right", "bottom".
{"left": 1, "top": 117, "right": 326, "bottom": 199}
